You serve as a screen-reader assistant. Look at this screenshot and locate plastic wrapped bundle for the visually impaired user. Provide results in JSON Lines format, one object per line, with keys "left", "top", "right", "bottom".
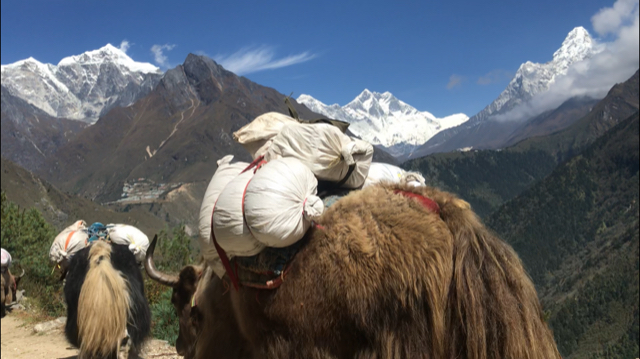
{"left": 198, "top": 155, "right": 250, "bottom": 270}
{"left": 213, "top": 170, "right": 266, "bottom": 257}
{"left": 107, "top": 224, "right": 150, "bottom": 263}
{"left": 363, "top": 163, "right": 426, "bottom": 188}
{"left": 244, "top": 158, "right": 324, "bottom": 248}
{"left": 1, "top": 248, "right": 11, "bottom": 268}
{"left": 49, "top": 220, "right": 89, "bottom": 264}
{"left": 264, "top": 123, "right": 374, "bottom": 188}
{"left": 233, "top": 112, "right": 298, "bottom": 159}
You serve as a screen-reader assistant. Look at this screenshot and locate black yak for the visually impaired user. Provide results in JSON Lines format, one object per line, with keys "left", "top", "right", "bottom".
{"left": 65, "top": 241, "right": 150, "bottom": 359}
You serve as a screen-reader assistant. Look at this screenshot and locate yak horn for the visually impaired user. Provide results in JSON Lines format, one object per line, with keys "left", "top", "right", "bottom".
{"left": 18, "top": 269, "right": 25, "bottom": 278}
{"left": 145, "top": 235, "right": 179, "bottom": 287}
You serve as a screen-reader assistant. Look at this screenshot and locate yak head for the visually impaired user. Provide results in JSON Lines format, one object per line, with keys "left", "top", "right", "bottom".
{"left": 1, "top": 267, "right": 24, "bottom": 317}
{"left": 144, "top": 236, "right": 205, "bottom": 358}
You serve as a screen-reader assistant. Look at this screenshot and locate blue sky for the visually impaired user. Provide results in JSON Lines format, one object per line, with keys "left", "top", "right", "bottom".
{"left": 0, "top": 0, "right": 629, "bottom": 118}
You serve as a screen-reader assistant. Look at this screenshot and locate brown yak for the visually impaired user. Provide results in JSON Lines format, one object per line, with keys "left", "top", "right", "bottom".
{"left": 147, "top": 184, "right": 561, "bottom": 359}
{"left": 1, "top": 267, "right": 24, "bottom": 318}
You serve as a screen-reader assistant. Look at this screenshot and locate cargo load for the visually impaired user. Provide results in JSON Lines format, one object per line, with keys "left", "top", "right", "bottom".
{"left": 233, "top": 112, "right": 298, "bottom": 159}
{"left": 213, "top": 170, "right": 266, "bottom": 257}
{"left": 106, "top": 224, "right": 150, "bottom": 263}
{"left": 363, "top": 163, "right": 427, "bottom": 188}
{"left": 264, "top": 123, "right": 374, "bottom": 188}
{"left": 198, "top": 155, "right": 249, "bottom": 277}
{"left": 1, "top": 248, "right": 11, "bottom": 268}
{"left": 49, "top": 220, "right": 89, "bottom": 264}
{"left": 244, "top": 158, "right": 324, "bottom": 248}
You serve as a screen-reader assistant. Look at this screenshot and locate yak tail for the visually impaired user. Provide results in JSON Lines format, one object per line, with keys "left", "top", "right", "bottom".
{"left": 77, "top": 241, "right": 131, "bottom": 359}
{"left": 432, "top": 193, "right": 561, "bottom": 359}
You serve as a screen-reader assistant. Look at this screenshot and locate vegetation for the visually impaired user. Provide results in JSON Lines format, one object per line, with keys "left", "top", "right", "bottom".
{"left": 1, "top": 192, "right": 64, "bottom": 317}
{"left": 1, "top": 191, "right": 194, "bottom": 345}
{"left": 487, "top": 114, "right": 640, "bottom": 358}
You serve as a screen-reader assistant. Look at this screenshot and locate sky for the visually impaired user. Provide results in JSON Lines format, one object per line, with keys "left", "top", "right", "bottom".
{"left": 1, "top": 0, "right": 637, "bottom": 118}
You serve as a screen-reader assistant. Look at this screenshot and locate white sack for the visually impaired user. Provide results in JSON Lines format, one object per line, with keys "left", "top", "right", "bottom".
{"left": 213, "top": 170, "right": 266, "bottom": 257}
{"left": 107, "top": 224, "right": 150, "bottom": 263}
{"left": 244, "top": 158, "right": 324, "bottom": 248}
{"left": 233, "top": 112, "right": 298, "bottom": 159}
{"left": 363, "top": 163, "right": 427, "bottom": 188}
{"left": 1, "top": 248, "right": 11, "bottom": 268}
{"left": 264, "top": 123, "right": 374, "bottom": 188}
{"left": 49, "top": 220, "right": 89, "bottom": 264}
{"left": 198, "top": 155, "right": 249, "bottom": 264}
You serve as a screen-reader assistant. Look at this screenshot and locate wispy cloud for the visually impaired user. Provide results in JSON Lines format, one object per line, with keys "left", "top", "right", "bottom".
{"left": 214, "top": 45, "right": 316, "bottom": 75}
{"left": 495, "top": 0, "right": 639, "bottom": 122}
{"left": 477, "top": 69, "right": 514, "bottom": 85}
{"left": 151, "top": 44, "right": 176, "bottom": 68}
{"left": 119, "top": 40, "right": 131, "bottom": 53}
{"left": 446, "top": 74, "right": 465, "bottom": 90}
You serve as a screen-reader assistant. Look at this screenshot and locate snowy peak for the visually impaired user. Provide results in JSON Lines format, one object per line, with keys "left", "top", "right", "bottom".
{"left": 552, "top": 26, "right": 594, "bottom": 69}
{"left": 58, "top": 44, "right": 160, "bottom": 74}
{"left": 298, "top": 91, "right": 468, "bottom": 156}
{"left": 1, "top": 45, "right": 163, "bottom": 122}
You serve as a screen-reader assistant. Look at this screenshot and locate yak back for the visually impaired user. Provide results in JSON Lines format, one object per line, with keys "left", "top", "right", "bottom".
{"left": 64, "top": 242, "right": 150, "bottom": 349}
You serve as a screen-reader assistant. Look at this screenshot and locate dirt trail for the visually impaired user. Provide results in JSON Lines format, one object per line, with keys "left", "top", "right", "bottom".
{"left": 1, "top": 314, "right": 181, "bottom": 359}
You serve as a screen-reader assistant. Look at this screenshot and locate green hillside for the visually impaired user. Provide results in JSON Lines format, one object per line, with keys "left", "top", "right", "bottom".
{"left": 403, "top": 70, "right": 639, "bottom": 218}
{"left": 487, "top": 113, "right": 640, "bottom": 358}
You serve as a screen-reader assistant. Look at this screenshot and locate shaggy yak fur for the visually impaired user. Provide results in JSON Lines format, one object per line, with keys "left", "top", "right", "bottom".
{"left": 150, "top": 184, "right": 561, "bottom": 359}
{"left": 65, "top": 241, "right": 151, "bottom": 359}
{"left": 1, "top": 267, "right": 23, "bottom": 318}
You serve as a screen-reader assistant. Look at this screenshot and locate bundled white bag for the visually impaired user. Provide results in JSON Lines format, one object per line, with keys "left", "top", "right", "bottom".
{"left": 1, "top": 248, "right": 11, "bottom": 268}
{"left": 264, "top": 123, "right": 374, "bottom": 188}
{"left": 212, "top": 170, "right": 266, "bottom": 257}
{"left": 49, "top": 220, "right": 89, "bottom": 264}
{"left": 233, "top": 112, "right": 298, "bottom": 159}
{"left": 244, "top": 158, "right": 324, "bottom": 248}
{"left": 363, "top": 163, "right": 427, "bottom": 188}
{"left": 107, "top": 224, "right": 150, "bottom": 263}
{"left": 198, "top": 155, "right": 249, "bottom": 269}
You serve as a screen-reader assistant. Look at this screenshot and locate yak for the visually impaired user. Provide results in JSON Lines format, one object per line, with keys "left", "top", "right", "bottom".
{"left": 64, "top": 240, "right": 151, "bottom": 359}
{"left": 1, "top": 266, "right": 24, "bottom": 318}
{"left": 146, "top": 184, "right": 561, "bottom": 359}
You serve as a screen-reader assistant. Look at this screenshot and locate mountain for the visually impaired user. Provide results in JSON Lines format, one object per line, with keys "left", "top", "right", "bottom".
{"left": 38, "top": 54, "right": 341, "bottom": 232}
{"left": 486, "top": 112, "right": 639, "bottom": 359}
{"left": 409, "top": 27, "right": 601, "bottom": 159}
{"left": 403, "top": 69, "right": 639, "bottom": 218}
{"left": 298, "top": 90, "right": 468, "bottom": 157}
{"left": 1, "top": 44, "right": 163, "bottom": 123}
{"left": 1, "top": 86, "right": 88, "bottom": 172}
{"left": 1, "top": 157, "right": 164, "bottom": 234}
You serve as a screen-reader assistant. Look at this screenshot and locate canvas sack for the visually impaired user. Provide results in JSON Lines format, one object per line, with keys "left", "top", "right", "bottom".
{"left": 264, "top": 123, "right": 374, "bottom": 188}
{"left": 198, "top": 155, "right": 249, "bottom": 267}
{"left": 107, "top": 224, "right": 150, "bottom": 263}
{"left": 49, "top": 220, "right": 89, "bottom": 264}
{"left": 212, "top": 170, "right": 266, "bottom": 257}
{"left": 1, "top": 248, "right": 11, "bottom": 268}
{"left": 244, "top": 158, "right": 324, "bottom": 248}
{"left": 363, "top": 163, "right": 427, "bottom": 188}
{"left": 233, "top": 112, "right": 298, "bottom": 159}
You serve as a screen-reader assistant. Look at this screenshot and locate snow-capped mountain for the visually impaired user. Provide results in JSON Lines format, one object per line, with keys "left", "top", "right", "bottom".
{"left": 410, "top": 26, "right": 600, "bottom": 158}
{"left": 298, "top": 90, "right": 468, "bottom": 157}
{"left": 1, "top": 44, "right": 163, "bottom": 123}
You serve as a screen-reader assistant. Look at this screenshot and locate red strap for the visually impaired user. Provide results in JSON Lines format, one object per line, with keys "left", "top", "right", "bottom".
{"left": 210, "top": 200, "right": 240, "bottom": 291}
{"left": 241, "top": 155, "right": 267, "bottom": 174}
{"left": 64, "top": 231, "right": 76, "bottom": 251}
{"left": 394, "top": 190, "right": 440, "bottom": 215}
{"left": 241, "top": 178, "right": 256, "bottom": 238}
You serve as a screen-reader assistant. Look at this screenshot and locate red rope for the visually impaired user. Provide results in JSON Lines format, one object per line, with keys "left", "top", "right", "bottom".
{"left": 393, "top": 190, "right": 440, "bottom": 215}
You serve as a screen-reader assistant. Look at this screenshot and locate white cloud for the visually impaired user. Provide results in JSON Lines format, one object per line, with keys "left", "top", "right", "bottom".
{"left": 446, "top": 74, "right": 465, "bottom": 90}
{"left": 151, "top": 44, "right": 176, "bottom": 68}
{"left": 119, "top": 40, "right": 131, "bottom": 53}
{"left": 495, "top": 0, "right": 639, "bottom": 122}
{"left": 592, "top": 0, "right": 639, "bottom": 35}
{"left": 214, "top": 45, "right": 316, "bottom": 75}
